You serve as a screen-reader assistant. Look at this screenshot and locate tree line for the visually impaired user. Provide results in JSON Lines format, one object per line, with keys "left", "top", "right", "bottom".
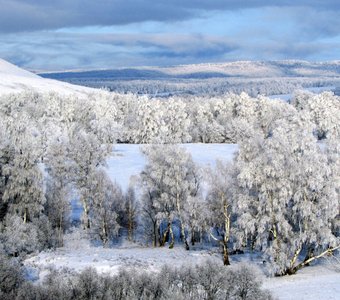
{"left": 0, "top": 89, "right": 339, "bottom": 277}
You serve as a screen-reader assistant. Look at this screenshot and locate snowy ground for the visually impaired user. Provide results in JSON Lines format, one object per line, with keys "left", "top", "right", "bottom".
{"left": 24, "top": 228, "right": 340, "bottom": 300}
{"left": 263, "top": 261, "right": 340, "bottom": 300}
{"left": 25, "top": 228, "right": 222, "bottom": 276}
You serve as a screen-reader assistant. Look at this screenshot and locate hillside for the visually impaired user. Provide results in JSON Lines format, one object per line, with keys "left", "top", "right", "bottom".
{"left": 0, "top": 58, "right": 97, "bottom": 95}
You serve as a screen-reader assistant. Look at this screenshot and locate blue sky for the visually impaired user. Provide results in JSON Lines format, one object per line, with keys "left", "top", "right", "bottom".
{"left": 0, "top": 0, "right": 339, "bottom": 71}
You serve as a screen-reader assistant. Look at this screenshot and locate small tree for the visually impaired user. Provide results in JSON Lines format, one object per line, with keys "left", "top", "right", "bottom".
{"left": 206, "top": 161, "right": 235, "bottom": 265}
{"left": 90, "top": 170, "right": 122, "bottom": 245}
{"left": 122, "top": 186, "right": 138, "bottom": 241}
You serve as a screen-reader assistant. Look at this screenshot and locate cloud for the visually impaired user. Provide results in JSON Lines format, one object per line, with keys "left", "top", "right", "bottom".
{"left": 0, "top": 0, "right": 339, "bottom": 33}
{"left": 0, "top": 32, "right": 239, "bottom": 70}
{"left": 0, "top": 1, "right": 339, "bottom": 69}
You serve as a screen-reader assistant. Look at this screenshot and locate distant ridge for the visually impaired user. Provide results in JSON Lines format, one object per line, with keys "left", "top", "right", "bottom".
{"left": 38, "top": 60, "right": 340, "bottom": 97}
{"left": 40, "top": 60, "right": 340, "bottom": 81}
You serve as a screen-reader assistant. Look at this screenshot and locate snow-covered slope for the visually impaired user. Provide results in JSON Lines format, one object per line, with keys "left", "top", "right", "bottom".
{"left": 0, "top": 58, "right": 96, "bottom": 95}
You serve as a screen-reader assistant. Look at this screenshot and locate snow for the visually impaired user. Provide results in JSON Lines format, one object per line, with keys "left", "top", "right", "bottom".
{"left": 263, "top": 262, "right": 340, "bottom": 300}
{"left": 25, "top": 228, "right": 222, "bottom": 276}
{"left": 24, "top": 229, "right": 340, "bottom": 300}
{"left": 0, "top": 58, "right": 97, "bottom": 95}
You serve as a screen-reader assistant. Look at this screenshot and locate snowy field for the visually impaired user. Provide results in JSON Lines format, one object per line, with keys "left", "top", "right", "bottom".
{"left": 25, "top": 143, "right": 340, "bottom": 300}
{"left": 24, "top": 228, "right": 340, "bottom": 300}
{"left": 106, "top": 143, "right": 238, "bottom": 191}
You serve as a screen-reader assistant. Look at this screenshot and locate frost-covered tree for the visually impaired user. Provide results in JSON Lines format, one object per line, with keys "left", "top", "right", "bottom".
{"left": 128, "top": 98, "right": 165, "bottom": 143}
{"left": 69, "top": 129, "right": 110, "bottom": 229}
{"left": 140, "top": 145, "right": 201, "bottom": 249}
{"left": 2, "top": 122, "right": 45, "bottom": 223}
{"left": 292, "top": 91, "right": 340, "bottom": 139}
{"left": 2, "top": 214, "right": 40, "bottom": 255}
{"left": 233, "top": 115, "right": 340, "bottom": 275}
{"left": 140, "top": 187, "right": 161, "bottom": 247}
{"left": 185, "top": 195, "right": 207, "bottom": 246}
{"left": 121, "top": 185, "right": 138, "bottom": 241}
{"left": 206, "top": 161, "right": 235, "bottom": 265}
{"left": 89, "top": 170, "right": 122, "bottom": 245}
{"left": 44, "top": 139, "right": 72, "bottom": 246}
{"left": 161, "top": 99, "right": 191, "bottom": 143}
{"left": 88, "top": 92, "right": 121, "bottom": 144}
{"left": 189, "top": 100, "right": 223, "bottom": 143}
{"left": 0, "top": 254, "right": 23, "bottom": 300}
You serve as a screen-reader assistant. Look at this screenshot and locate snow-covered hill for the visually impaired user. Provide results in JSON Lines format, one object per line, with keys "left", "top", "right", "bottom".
{"left": 0, "top": 58, "right": 97, "bottom": 95}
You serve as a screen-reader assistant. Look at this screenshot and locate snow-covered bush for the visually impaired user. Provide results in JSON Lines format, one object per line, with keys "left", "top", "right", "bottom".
{"left": 1, "top": 215, "right": 40, "bottom": 255}
{"left": 0, "top": 254, "right": 23, "bottom": 300}
{"left": 11, "top": 261, "right": 273, "bottom": 300}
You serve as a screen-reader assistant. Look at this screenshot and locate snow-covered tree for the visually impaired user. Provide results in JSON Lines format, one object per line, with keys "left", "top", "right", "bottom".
{"left": 206, "top": 160, "right": 235, "bottom": 265}
{"left": 292, "top": 91, "right": 340, "bottom": 140}
{"left": 2, "top": 124, "right": 45, "bottom": 223}
{"left": 44, "top": 139, "right": 72, "bottom": 246}
{"left": 233, "top": 115, "right": 340, "bottom": 275}
{"left": 89, "top": 170, "right": 122, "bottom": 245}
{"left": 161, "top": 99, "right": 191, "bottom": 143}
{"left": 69, "top": 129, "right": 110, "bottom": 229}
{"left": 185, "top": 195, "right": 207, "bottom": 246}
{"left": 140, "top": 145, "right": 201, "bottom": 249}
{"left": 121, "top": 185, "right": 138, "bottom": 241}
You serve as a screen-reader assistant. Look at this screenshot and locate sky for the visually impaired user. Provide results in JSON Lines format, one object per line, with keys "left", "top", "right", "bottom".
{"left": 0, "top": 0, "right": 339, "bottom": 71}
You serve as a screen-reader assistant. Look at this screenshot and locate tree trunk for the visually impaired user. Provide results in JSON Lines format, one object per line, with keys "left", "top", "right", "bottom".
{"left": 175, "top": 175, "right": 189, "bottom": 250}
{"left": 180, "top": 221, "right": 189, "bottom": 250}
{"left": 191, "top": 227, "right": 195, "bottom": 246}
{"left": 128, "top": 208, "right": 133, "bottom": 241}
{"left": 153, "top": 220, "right": 158, "bottom": 247}
{"left": 82, "top": 200, "right": 91, "bottom": 230}
{"left": 169, "top": 225, "right": 175, "bottom": 249}
{"left": 102, "top": 219, "right": 108, "bottom": 245}
{"left": 223, "top": 198, "right": 230, "bottom": 265}
{"left": 58, "top": 213, "right": 64, "bottom": 247}
{"left": 23, "top": 207, "right": 27, "bottom": 224}
{"left": 160, "top": 222, "right": 170, "bottom": 247}
{"left": 223, "top": 242, "right": 230, "bottom": 265}
{"left": 282, "top": 245, "right": 340, "bottom": 276}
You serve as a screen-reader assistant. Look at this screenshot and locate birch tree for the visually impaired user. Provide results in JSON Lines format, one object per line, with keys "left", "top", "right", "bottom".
{"left": 206, "top": 160, "right": 236, "bottom": 265}
{"left": 233, "top": 116, "right": 340, "bottom": 275}
{"left": 140, "top": 145, "right": 201, "bottom": 249}
{"left": 89, "top": 170, "right": 122, "bottom": 245}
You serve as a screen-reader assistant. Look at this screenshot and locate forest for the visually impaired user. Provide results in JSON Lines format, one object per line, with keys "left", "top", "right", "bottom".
{"left": 0, "top": 89, "right": 339, "bottom": 299}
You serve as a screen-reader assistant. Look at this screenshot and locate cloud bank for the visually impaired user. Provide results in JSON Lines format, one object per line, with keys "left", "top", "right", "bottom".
{"left": 0, "top": 1, "right": 339, "bottom": 70}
